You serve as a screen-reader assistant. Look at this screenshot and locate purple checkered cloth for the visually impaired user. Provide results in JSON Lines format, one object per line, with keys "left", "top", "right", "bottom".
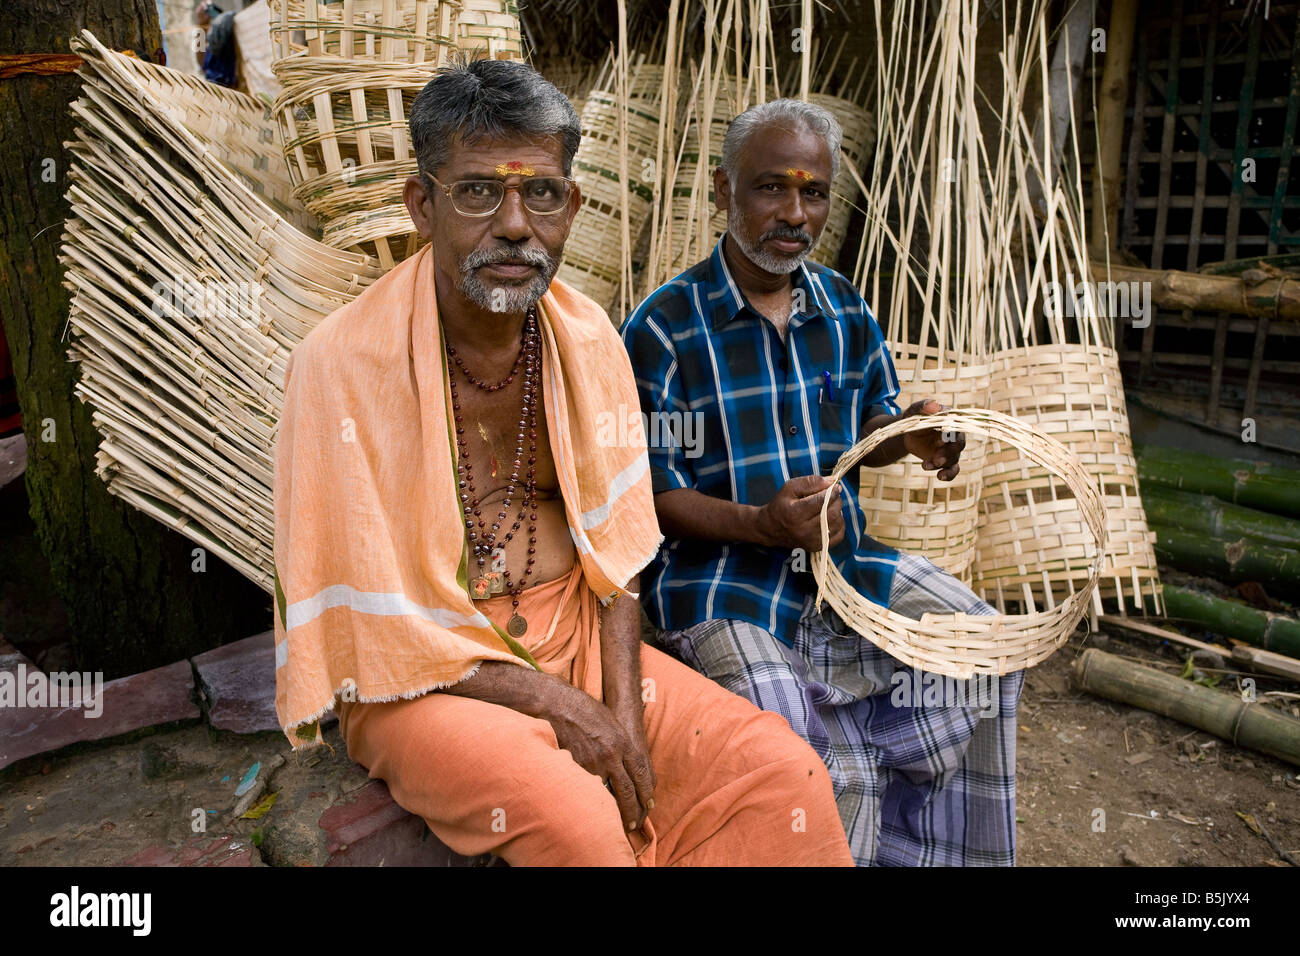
{"left": 657, "top": 552, "right": 1025, "bottom": 866}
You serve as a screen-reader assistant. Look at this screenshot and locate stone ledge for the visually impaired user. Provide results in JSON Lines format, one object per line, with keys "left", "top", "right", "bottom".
{"left": 0, "top": 659, "right": 199, "bottom": 770}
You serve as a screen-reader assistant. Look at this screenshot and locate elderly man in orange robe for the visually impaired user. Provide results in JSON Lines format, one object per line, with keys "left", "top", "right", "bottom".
{"left": 271, "top": 58, "right": 852, "bottom": 867}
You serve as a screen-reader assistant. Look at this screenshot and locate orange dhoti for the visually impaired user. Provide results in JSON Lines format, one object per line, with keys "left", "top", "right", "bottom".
{"left": 337, "top": 565, "right": 852, "bottom": 866}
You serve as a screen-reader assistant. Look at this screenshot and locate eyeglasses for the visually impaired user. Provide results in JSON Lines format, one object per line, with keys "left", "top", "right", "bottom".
{"left": 423, "top": 173, "right": 576, "bottom": 218}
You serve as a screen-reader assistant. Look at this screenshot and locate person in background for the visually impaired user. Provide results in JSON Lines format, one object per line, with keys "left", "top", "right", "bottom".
{"left": 195, "top": 1, "right": 238, "bottom": 89}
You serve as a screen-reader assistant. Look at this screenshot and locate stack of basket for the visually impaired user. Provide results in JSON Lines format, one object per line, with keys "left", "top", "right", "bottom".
{"left": 806, "top": 92, "right": 873, "bottom": 269}
{"left": 265, "top": 0, "right": 525, "bottom": 271}
{"left": 557, "top": 59, "right": 667, "bottom": 313}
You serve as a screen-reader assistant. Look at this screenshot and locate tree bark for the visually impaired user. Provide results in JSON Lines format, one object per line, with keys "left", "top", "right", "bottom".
{"left": 0, "top": 1, "right": 271, "bottom": 678}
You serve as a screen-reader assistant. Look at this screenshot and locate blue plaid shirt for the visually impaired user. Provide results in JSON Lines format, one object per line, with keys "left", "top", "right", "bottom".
{"left": 621, "top": 236, "right": 903, "bottom": 648}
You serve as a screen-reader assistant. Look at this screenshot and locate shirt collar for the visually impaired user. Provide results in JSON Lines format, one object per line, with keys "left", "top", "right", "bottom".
{"left": 705, "top": 233, "right": 833, "bottom": 331}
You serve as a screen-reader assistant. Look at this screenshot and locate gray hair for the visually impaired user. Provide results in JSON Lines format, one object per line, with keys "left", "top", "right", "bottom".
{"left": 409, "top": 57, "right": 581, "bottom": 177}
{"left": 720, "top": 98, "right": 842, "bottom": 182}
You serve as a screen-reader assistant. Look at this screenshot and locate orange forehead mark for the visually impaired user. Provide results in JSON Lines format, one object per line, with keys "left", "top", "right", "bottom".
{"left": 787, "top": 168, "right": 815, "bottom": 184}
{"left": 496, "top": 161, "right": 535, "bottom": 176}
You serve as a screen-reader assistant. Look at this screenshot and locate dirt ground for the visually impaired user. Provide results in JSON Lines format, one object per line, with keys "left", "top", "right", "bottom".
{"left": 2, "top": 623, "right": 1297, "bottom": 867}
{"left": 1016, "top": 630, "right": 1299, "bottom": 867}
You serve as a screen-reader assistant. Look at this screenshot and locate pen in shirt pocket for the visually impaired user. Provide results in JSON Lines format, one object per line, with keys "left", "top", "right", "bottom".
{"left": 820, "top": 371, "right": 834, "bottom": 403}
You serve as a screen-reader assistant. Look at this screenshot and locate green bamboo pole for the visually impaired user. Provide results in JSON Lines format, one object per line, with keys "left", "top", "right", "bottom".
{"left": 1149, "top": 523, "right": 1300, "bottom": 599}
{"left": 1141, "top": 485, "right": 1300, "bottom": 548}
{"left": 1151, "top": 585, "right": 1300, "bottom": 659}
{"left": 1135, "top": 444, "right": 1300, "bottom": 519}
{"left": 1072, "top": 649, "right": 1300, "bottom": 767}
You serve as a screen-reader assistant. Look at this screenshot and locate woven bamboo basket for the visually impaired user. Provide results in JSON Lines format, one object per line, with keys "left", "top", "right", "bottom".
{"left": 662, "top": 74, "right": 735, "bottom": 275}
{"left": 62, "top": 32, "right": 382, "bottom": 592}
{"left": 814, "top": 408, "right": 1106, "bottom": 678}
{"left": 858, "top": 346, "right": 991, "bottom": 584}
{"left": 806, "top": 92, "right": 874, "bottom": 269}
{"left": 267, "top": 0, "right": 462, "bottom": 65}
{"left": 557, "top": 63, "right": 665, "bottom": 313}
{"left": 978, "top": 343, "right": 1163, "bottom": 615}
{"left": 456, "top": 0, "right": 524, "bottom": 61}
{"left": 272, "top": 57, "right": 436, "bottom": 268}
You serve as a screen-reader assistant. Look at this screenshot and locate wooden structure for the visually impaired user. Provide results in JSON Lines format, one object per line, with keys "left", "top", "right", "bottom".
{"left": 1085, "top": 0, "right": 1300, "bottom": 453}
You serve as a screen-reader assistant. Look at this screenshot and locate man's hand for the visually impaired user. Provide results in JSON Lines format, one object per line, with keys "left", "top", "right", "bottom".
{"left": 545, "top": 683, "right": 656, "bottom": 832}
{"left": 900, "top": 398, "right": 964, "bottom": 481}
{"left": 755, "top": 475, "right": 845, "bottom": 552}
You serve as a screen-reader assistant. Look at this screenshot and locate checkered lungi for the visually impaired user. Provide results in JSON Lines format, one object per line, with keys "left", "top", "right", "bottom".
{"left": 656, "top": 552, "right": 1025, "bottom": 866}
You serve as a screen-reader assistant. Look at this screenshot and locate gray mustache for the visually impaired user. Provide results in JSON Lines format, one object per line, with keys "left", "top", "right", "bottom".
{"left": 462, "top": 246, "right": 556, "bottom": 271}
{"left": 760, "top": 227, "right": 812, "bottom": 245}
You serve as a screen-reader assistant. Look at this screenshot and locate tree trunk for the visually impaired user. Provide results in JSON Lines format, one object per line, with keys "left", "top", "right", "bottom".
{"left": 0, "top": 1, "right": 271, "bottom": 678}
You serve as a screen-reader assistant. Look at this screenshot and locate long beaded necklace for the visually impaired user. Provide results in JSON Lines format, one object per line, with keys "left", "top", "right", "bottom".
{"left": 447, "top": 309, "right": 540, "bottom": 639}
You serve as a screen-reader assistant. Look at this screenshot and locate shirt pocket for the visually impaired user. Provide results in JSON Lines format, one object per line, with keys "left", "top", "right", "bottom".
{"left": 815, "top": 385, "right": 862, "bottom": 475}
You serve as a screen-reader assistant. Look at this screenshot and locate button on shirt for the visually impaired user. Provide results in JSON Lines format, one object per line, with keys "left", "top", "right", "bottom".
{"left": 621, "top": 236, "right": 903, "bottom": 648}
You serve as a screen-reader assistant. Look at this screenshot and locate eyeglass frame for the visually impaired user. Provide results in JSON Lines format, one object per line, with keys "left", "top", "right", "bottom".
{"left": 421, "top": 172, "right": 578, "bottom": 218}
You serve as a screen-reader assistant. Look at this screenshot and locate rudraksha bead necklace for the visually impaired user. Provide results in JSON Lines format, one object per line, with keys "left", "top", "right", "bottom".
{"left": 447, "top": 309, "right": 540, "bottom": 639}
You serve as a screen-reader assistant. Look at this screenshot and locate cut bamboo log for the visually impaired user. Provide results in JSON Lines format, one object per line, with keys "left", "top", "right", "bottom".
{"left": 1072, "top": 648, "right": 1300, "bottom": 767}
{"left": 1093, "top": 260, "right": 1300, "bottom": 321}
{"left": 1135, "top": 445, "right": 1300, "bottom": 519}
{"left": 1149, "top": 523, "right": 1300, "bottom": 600}
{"left": 1140, "top": 485, "right": 1300, "bottom": 549}
{"left": 1157, "top": 584, "right": 1300, "bottom": 660}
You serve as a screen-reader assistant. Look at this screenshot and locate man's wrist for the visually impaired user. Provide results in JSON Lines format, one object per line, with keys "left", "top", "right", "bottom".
{"left": 744, "top": 502, "right": 776, "bottom": 547}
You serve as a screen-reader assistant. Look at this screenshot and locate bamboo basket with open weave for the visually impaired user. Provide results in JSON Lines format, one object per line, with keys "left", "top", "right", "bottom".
{"left": 267, "top": 0, "right": 462, "bottom": 64}
{"left": 980, "top": 343, "right": 1162, "bottom": 615}
{"left": 271, "top": 56, "right": 437, "bottom": 268}
{"left": 857, "top": 347, "right": 992, "bottom": 585}
{"left": 457, "top": 0, "right": 525, "bottom": 61}
{"left": 814, "top": 408, "right": 1107, "bottom": 678}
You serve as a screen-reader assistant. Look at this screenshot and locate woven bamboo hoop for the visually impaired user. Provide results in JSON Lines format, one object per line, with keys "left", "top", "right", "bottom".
{"left": 557, "top": 61, "right": 665, "bottom": 313}
{"left": 272, "top": 57, "right": 436, "bottom": 268}
{"left": 979, "top": 343, "right": 1163, "bottom": 615}
{"left": 456, "top": 0, "right": 524, "bottom": 61}
{"left": 267, "top": 0, "right": 462, "bottom": 65}
{"left": 814, "top": 408, "right": 1106, "bottom": 678}
{"left": 858, "top": 346, "right": 991, "bottom": 584}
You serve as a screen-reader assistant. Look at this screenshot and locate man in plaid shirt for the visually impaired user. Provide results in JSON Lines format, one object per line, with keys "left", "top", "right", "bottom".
{"left": 621, "top": 99, "right": 1025, "bottom": 866}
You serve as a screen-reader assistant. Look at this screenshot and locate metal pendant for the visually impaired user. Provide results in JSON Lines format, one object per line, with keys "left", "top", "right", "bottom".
{"left": 507, "top": 613, "right": 528, "bottom": 638}
{"left": 470, "top": 576, "right": 492, "bottom": 600}
{"left": 485, "top": 570, "right": 505, "bottom": 594}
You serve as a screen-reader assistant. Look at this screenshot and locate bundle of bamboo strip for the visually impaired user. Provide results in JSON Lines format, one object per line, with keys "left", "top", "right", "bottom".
{"left": 849, "top": 0, "right": 1162, "bottom": 618}
{"left": 60, "top": 31, "right": 381, "bottom": 592}
{"left": 850, "top": 0, "right": 994, "bottom": 585}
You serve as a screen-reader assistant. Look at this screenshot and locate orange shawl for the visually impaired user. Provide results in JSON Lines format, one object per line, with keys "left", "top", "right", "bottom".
{"left": 272, "top": 244, "right": 662, "bottom": 748}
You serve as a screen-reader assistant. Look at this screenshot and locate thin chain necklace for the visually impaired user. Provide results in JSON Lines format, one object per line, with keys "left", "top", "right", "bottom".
{"left": 448, "top": 309, "right": 540, "bottom": 639}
